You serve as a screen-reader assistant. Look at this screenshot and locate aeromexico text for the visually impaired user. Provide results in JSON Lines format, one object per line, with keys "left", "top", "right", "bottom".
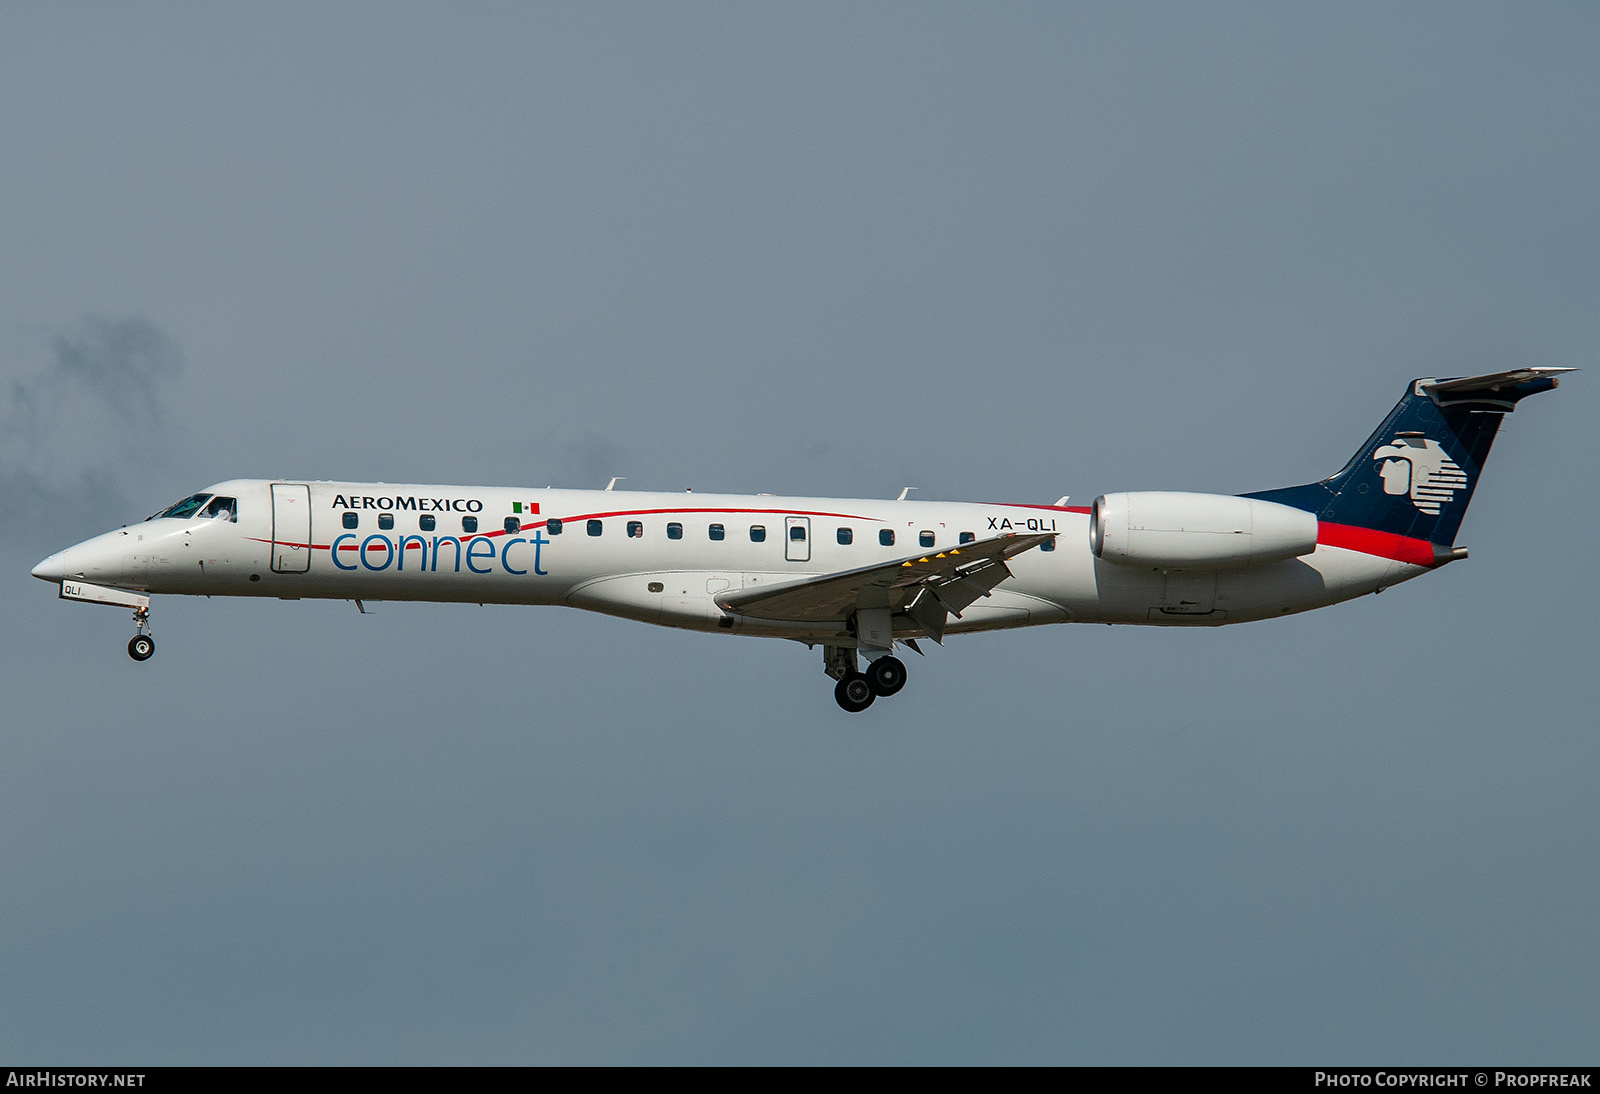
{"left": 327, "top": 493, "right": 545, "bottom": 576}
{"left": 331, "top": 493, "right": 486, "bottom": 513}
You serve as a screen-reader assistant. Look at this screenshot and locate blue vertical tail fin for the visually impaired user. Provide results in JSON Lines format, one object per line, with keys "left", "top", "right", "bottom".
{"left": 1246, "top": 368, "right": 1572, "bottom": 547}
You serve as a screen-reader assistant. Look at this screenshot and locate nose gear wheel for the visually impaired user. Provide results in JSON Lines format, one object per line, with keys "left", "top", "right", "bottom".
{"left": 128, "top": 605, "right": 154, "bottom": 661}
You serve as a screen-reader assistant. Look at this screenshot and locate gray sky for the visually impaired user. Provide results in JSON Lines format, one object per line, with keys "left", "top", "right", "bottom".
{"left": 2, "top": 3, "right": 1596, "bottom": 1064}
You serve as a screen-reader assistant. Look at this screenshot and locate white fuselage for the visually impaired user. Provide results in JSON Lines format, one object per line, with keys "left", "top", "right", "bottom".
{"left": 37, "top": 478, "right": 1425, "bottom": 646}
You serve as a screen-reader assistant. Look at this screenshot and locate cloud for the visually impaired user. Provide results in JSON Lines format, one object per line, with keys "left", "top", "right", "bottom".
{"left": 1, "top": 314, "right": 184, "bottom": 544}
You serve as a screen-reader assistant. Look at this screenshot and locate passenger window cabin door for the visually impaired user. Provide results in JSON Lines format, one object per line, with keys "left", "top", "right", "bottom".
{"left": 784, "top": 516, "right": 811, "bottom": 563}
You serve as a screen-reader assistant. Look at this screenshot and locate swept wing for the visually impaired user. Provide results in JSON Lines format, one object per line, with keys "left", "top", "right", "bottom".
{"left": 715, "top": 531, "right": 1056, "bottom": 640}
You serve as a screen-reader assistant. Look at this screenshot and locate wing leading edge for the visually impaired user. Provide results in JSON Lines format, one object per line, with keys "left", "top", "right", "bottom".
{"left": 714, "top": 531, "right": 1056, "bottom": 641}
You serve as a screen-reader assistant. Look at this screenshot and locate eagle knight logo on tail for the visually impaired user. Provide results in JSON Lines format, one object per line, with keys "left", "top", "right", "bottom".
{"left": 1372, "top": 435, "right": 1468, "bottom": 515}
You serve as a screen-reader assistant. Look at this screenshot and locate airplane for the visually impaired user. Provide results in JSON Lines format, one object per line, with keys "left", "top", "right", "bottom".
{"left": 30, "top": 368, "right": 1571, "bottom": 712}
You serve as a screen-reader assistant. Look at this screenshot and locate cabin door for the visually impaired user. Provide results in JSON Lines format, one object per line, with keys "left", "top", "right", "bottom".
{"left": 271, "top": 483, "right": 312, "bottom": 573}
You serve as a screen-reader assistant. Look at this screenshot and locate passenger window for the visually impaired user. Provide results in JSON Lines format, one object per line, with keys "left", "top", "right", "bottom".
{"left": 379, "top": 513, "right": 395, "bottom": 531}
{"left": 504, "top": 516, "right": 520, "bottom": 534}
{"left": 201, "top": 496, "right": 237, "bottom": 522}
{"left": 750, "top": 525, "right": 766, "bottom": 543}
{"left": 343, "top": 512, "right": 358, "bottom": 530}
{"left": 709, "top": 523, "right": 725, "bottom": 541}
{"left": 790, "top": 525, "right": 806, "bottom": 541}
{"left": 587, "top": 519, "right": 603, "bottom": 537}
{"left": 837, "top": 527, "right": 852, "bottom": 545}
{"left": 628, "top": 520, "right": 643, "bottom": 538}
{"left": 420, "top": 514, "right": 436, "bottom": 532}
{"left": 667, "top": 522, "right": 683, "bottom": 540}
{"left": 959, "top": 531, "right": 975, "bottom": 544}
{"left": 879, "top": 529, "right": 895, "bottom": 547}
{"left": 462, "top": 516, "right": 478, "bottom": 534}
{"left": 919, "top": 530, "right": 934, "bottom": 548}
{"left": 546, "top": 518, "right": 562, "bottom": 535}
{"left": 1041, "top": 538, "right": 1056, "bottom": 552}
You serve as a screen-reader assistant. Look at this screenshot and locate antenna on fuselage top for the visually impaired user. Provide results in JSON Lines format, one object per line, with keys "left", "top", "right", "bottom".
{"left": 896, "top": 486, "right": 917, "bottom": 501}
{"left": 605, "top": 477, "right": 625, "bottom": 491}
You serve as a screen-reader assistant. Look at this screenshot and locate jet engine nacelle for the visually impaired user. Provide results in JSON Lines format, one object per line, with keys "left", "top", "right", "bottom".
{"left": 1090, "top": 491, "right": 1318, "bottom": 570}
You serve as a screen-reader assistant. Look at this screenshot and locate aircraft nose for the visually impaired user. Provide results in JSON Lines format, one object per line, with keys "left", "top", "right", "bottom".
{"left": 32, "top": 553, "right": 65, "bottom": 582}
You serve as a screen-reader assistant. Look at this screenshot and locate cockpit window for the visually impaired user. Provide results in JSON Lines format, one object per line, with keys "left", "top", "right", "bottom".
{"left": 201, "top": 496, "right": 237, "bottom": 523}
{"left": 147, "top": 493, "right": 212, "bottom": 521}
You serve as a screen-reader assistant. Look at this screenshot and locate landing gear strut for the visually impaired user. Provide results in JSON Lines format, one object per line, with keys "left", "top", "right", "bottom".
{"left": 127, "top": 606, "right": 154, "bottom": 662}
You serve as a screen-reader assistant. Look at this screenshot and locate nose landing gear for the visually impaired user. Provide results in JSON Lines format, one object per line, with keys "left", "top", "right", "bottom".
{"left": 51, "top": 580, "right": 154, "bottom": 662}
{"left": 127, "top": 606, "right": 154, "bottom": 662}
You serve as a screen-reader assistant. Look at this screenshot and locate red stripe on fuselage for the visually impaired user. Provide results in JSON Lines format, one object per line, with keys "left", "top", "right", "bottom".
{"left": 990, "top": 503, "right": 1092, "bottom": 514}
{"left": 1317, "top": 522, "right": 1439, "bottom": 566}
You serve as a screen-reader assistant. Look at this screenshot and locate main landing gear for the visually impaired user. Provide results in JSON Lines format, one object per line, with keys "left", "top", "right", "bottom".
{"left": 127, "top": 606, "right": 154, "bottom": 662}
{"left": 866, "top": 655, "right": 907, "bottom": 696}
{"left": 834, "top": 672, "right": 875, "bottom": 713}
{"left": 826, "top": 645, "right": 909, "bottom": 713}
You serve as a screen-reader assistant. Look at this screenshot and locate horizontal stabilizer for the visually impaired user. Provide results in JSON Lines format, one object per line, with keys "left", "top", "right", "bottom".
{"left": 1423, "top": 367, "right": 1575, "bottom": 408}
